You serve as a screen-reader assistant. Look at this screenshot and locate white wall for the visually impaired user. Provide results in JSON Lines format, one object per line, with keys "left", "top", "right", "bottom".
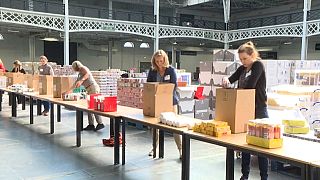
{"left": 278, "top": 38, "right": 320, "bottom": 60}
{"left": 180, "top": 52, "right": 211, "bottom": 72}
{"left": 0, "top": 34, "right": 44, "bottom": 69}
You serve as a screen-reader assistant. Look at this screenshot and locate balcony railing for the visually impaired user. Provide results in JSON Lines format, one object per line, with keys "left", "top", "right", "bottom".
{"left": 0, "top": 0, "right": 319, "bottom": 31}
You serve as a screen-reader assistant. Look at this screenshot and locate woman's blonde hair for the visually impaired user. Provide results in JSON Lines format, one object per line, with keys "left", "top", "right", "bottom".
{"left": 238, "top": 41, "right": 261, "bottom": 60}
{"left": 72, "top": 60, "right": 84, "bottom": 71}
{"left": 151, "top": 49, "right": 170, "bottom": 71}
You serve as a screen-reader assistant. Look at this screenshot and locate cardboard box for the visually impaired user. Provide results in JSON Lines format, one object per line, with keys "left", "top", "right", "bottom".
{"left": 215, "top": 88, "right": 255, "bottom": 133}
{"left": 39, "top": 75, "right": 53, "bottom": 95}
{"left": 143, "top": 82, "right": 174, "bottom": 117}
{"left": 246, "top": 135, "right": 283, "bottom": 149}
{"left": 25, "top": 74, "right": 39, "bottom": 92}
{"left": 6, "top": 72, "right": 25, "bottom": 86}
{"left": 53, "top": 76, "right": 76, "bottom": 98}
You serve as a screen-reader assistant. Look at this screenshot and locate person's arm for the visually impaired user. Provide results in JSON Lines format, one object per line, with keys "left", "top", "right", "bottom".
{"left": 147, "top": 68, "right": 154, "bottom": 82}
{"left": 49, "top": 66, "right": 54, "bottom": 76}
{"left": 21, "top": 69, "right": 26, "bottom": 74}
{"left": 74, "top": 66, "right": 89, "bottom": 88}
{"left": 169, "top": 67, "right": 178, "bottom": 88}
{"left": 228, "top": 66, "right": 244, "bottom": 84}
{"left": 244, "top": 61, "right": 264, "bottom": 89}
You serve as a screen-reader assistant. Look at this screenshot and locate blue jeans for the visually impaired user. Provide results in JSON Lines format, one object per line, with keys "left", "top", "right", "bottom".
{"left": 42, "top": 101, "right": 50, "bottom": 112}
{"left": 241, "top": 107, "right": 269, "bottom": 180}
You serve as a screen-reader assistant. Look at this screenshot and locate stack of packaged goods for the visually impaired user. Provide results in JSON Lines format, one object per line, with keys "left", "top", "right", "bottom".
{"left": 117, "top": 78, "right": 147, "bottom": 109}
{"left": 282, "top": 110, "right": 310, "bottom": 134}
{"left": 0, "top": 76, "right": 7, "bottom": 88}
{"left": 176, "top": 69, "right": 192, "bottom": 87}
{"left": 193, "top": 120, "right": 231, "bottom": 137}
{"left": 159, "top": 112, "right": 196, "bottom": 129}
{"left": 177, "top": 87, "right": 195, "bottom": 118}
{"left": 52, "top": 65, "right": 76, "bottom": 76}
{"left": 246, "top": 119, "right": 283, "bottom": 149}
{"left": 92, "top": 70, "right": 121, "bottom": 96}
{"left": 8, "top": 84, "right": 32, "bottom": 93}
{"left": 62, "top": 92, "right": 84, "bottom": 101}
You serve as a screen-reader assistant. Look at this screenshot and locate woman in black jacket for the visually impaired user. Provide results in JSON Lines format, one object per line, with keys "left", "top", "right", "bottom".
{"left": 147, "top": 49, "right": 182, "bottom": 159}
{"left": 223, "top": 41, "right": 268, "bottom": 180}
{"left": 11, "top": 60, "right": 26, "bottom": 74}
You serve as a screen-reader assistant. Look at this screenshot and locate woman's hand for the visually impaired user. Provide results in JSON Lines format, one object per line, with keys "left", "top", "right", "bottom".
{"left": 222, "top": 77, "right": 230, "bottom": 88}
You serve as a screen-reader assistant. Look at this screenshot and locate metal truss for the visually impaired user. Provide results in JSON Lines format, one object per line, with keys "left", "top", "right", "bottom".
{"left": 228, "top": 22, "right": 304, "bottom": 42}
{"left": 0, "top": 7, "right": 319, "bottom": 43}
{"left": 69, "top": 16, "right": 155, "bottom": 38}
{"left": 307, "top": 19, "right": 320, "bottom": 37}
{"left": 0, "top": 7, "right": 64, "bottom": 31}
{"left": 159, "top": 24, "right": 225, "bottom": 42}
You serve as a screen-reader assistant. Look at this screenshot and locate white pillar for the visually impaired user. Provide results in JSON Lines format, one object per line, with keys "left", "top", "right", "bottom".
{"left": 301, "top": 0, "right": 312, "bottom": 60}
{"left": 223, "top": 0, "right": 230, "bottom": 50}
{"left": 154, "top": 0, "right": 159, "bottom": 52}
{"left": 171, "top": 46, "right": 176, "bottom": 68}
{"left": 108, "top": 0, "right": 113, "bottom": 19}
{"left": 64, "top": 0, "right": 70, "bottom": 65}
{"left": 29, "top": 35, "right": 36, "bottom": 74}
{"left": 108, "top": 40, "right": 113, "bottom": 68}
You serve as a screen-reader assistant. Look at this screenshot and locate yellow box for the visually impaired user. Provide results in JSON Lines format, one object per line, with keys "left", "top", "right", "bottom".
{"left": 284, "top": 126, "right": 309, "bottom": 134}
{"left": 213, "top": 130, "right": 231, "bottom": 137}
{"left": 214, "top": 126, "right": 231, "bottom": 132}
{"left": 246, "top": 135, "right": 283, "bottom": 149}
{"left": 282, "top": 119, "right": 306, "bottom": 127}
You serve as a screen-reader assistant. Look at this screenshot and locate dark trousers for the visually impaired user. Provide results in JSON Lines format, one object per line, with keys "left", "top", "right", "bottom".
{"left": 42, "top": 101, "right": 50, "bottom": 112}
{"left": 241, "top": 107, "right": 269, "bottom": 180}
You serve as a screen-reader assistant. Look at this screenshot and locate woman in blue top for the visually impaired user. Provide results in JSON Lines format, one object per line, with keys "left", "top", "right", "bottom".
{"left": 147, "top": 49, "right": 182, "bottom": 159}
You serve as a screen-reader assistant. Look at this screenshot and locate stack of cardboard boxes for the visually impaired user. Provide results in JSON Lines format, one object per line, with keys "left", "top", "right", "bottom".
{"left": 117, "top": 78, "right": 146, "bottom": 109}
{"left": 52, "top": 65, "right": 76, "bottom": 76}
{"left": 193, "top": 120, "right": 231, "bottom": 137}
{"left": 53, "top": 76, "right": 77, "bottom": 98}
{"left": 177, "top": 87, "right": 195, "bottom": 118}
{"left": 197, "top": 61, "right": 214, "bottom": 120}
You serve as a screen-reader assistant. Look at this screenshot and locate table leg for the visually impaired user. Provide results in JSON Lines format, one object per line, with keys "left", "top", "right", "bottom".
{"left": 159, "top": 130, "right": 164, "bottom": 158}
{"left": 152, "top": 128, "right": 157, "bottom": 159}
{"left": 76, "top": 110, "right": 82, "bottom": 147}
{"left": 30, "top": 96, "right": 33, "bottom": 124}
{"left": 37, "top": 99, "right": 42, "bottom": 115}
{"left": 226, "top": 148, "right": 234, "bottom": 180}
{"left": 182, "top": 134, "right": 190, "bottom": 180}
{"left": 0, "top": 90, "right": 3, "bottom": 111}
{"left": 110, "top": 118, "right": 114, "bottom": 137}
{"left": 11, "top": 93, "right": 17, "bottom": 117}
{"left": 21, "top": 95, "right": 26, "bottom": 110}
{"left": 9, "top": 92, "right": 12, "bottom": 106}
{"left": 50, "top": 102, "right": 54, "bottom": 134}
{"left": 114, "top": 117, "right": 120, "bottom": 165}
{"left": 122, "top": 118, "right": 126, "bottom": 165}
{"left": 57, "top": 105, "right": 61, "bottom": 122}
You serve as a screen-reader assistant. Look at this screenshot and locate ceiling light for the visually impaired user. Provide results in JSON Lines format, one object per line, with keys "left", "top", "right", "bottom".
{"left": 123, "top": 42, "right": 134, "bottom": 48}
{"left": 8, "top": 29, "right": 19, "bottom": 33}
{"left": 284, "top": 42, "right": 292, "bottom": 45}
{"left": 173, "top": 42, "right": 177, "bottom": 45}
{"left": 140, "top": 42, "right": 150, "bottom": 48}
{"left": 40, "top": 37, "right": 59, "bottom": 42}
{"left": 0, "top": 34, "right": 3, "bottom": 40}
{"left": 200, "top": 43, "right": 205, "bottom": 46}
